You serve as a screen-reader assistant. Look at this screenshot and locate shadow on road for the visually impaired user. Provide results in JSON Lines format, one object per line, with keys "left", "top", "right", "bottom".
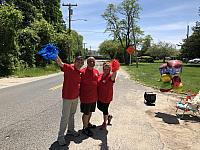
{"left": 49, "top": 130, "right": 89, "bottom": 150}
{"left": 91, "top": 126, "right": 109, "bottom": 150}
{"left": 155, "top": 112, "right": 200, "bottom": 125}
{"left": 155, "top": 112, "right": 180, "bottom": 124}
{"left": 177, "top": 114, "right": 200, "bottom": 123}
{"left": 49, "top": 127, "right": 108, "bottom": 150}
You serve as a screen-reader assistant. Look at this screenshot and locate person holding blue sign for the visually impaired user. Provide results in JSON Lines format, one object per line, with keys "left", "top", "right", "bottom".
{"left": 38, "top": 44, "right": 84, "bottom": 146}
{"left": 55, "top": 56, "right": 84, "bottom": 146}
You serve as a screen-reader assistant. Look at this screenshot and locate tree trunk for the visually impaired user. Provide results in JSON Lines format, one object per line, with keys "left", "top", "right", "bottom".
{"left": 163, "top": 57, "right": 166, "bottom": 63}
{"left": 124, "top": 49, "right": 129, "bottom": 65}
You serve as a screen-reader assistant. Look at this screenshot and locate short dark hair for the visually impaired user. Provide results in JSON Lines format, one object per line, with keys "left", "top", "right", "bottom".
{"left": 103, "top": 61, "right": 111, "bottom": 69}
{"left": 75, "top": 56, "right": 84, "bottom": 61}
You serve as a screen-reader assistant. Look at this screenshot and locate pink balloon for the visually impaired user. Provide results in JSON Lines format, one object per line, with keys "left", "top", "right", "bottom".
{"left": 167, "top": 60, "right": 182, "bottom": 68}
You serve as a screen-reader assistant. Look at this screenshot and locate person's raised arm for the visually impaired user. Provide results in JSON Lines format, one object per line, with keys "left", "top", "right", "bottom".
{"left": 55, "top": 56, "right": 64, "bottom": 68}
{"left": 111, "top": 71, "right": 118, "bottom": 81}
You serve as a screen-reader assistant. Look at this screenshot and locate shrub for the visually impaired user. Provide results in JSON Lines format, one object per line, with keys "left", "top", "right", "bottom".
{"left": 138, "top": 56, "right": 154, "bottom": 63}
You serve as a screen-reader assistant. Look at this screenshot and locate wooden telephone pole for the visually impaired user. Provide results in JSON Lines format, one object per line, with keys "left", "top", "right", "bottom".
{"left": 62, "top": 3, "right": 77, "bottom": 34}
{"left": 186, "top": 25, "right": 189, "bottom": 40}
{"left": 62, "top": 3, "right": 77, "bottom": 62}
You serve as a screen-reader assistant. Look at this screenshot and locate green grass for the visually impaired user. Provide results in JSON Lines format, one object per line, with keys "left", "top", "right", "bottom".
{"left": 14, "top": 64, "right": 60, "bottom": 77}
{"left": 122, "top": 63, "right": 200, "bottom": 93}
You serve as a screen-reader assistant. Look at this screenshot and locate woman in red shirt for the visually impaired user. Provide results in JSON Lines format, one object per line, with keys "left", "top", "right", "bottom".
{"left": 97, "top": 61, "right": 118, "bottom": 130}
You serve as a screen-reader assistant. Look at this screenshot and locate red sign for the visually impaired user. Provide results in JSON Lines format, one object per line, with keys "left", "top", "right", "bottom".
{"left": 126, "top": 45, "right": 135, "bottom": 55}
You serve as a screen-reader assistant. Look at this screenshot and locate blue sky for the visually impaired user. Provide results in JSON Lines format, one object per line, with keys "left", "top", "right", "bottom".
{"left": 60, "top": 0, "right": 199, "bottom": 50}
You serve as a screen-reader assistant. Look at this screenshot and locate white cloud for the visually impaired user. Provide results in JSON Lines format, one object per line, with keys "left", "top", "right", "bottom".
{"left": 144, "top": 21, "right": 196, "bottom": 32}
{"left": 143, "top": 20, "right": 197, "bottom": 45}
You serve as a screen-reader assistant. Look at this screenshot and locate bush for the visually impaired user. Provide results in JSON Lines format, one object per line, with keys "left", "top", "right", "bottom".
{"left": 138, "top": 56, "right": 154, "bottom": 63}
{"left": 0, "top": 4, "right": 23, "bottom": 76}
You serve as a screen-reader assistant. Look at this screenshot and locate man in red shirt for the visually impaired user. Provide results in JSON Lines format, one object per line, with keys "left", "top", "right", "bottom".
{"left": 55, "top": 56, "right": 84, "bottom": 146}
{"left": 80, "top": 57, "right": 99, "bottom": 136}
{"left": 97, "top": 61, "right": 118, "bottom": 130}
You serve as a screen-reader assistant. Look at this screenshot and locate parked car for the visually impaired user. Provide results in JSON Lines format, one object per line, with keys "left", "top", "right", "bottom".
{"left": 188, "top": 58, "right": 200, "bottom": 64}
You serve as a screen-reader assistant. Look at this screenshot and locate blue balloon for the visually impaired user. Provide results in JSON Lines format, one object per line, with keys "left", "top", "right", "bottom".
{"left": 38, "top": 43, "right": 59, "bottom": 61}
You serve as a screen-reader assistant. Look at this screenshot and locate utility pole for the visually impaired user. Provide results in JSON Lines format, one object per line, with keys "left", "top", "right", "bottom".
{"left": 62, "top": 3, "right": 77, "bottom": 63}
{"left": 83, "top": 42, "right": 87, "bottom": 57}
{"left": 186, "top": 25, "right": 189, "bottom": 40}
{"left": 89, "top": 46, "right": 92, "bottom": 56}
{"left": 62, "top": 3, "right": 77, "bottom": 34}
{"left": 83, "top": 43, "right": 87, "bottom": 50}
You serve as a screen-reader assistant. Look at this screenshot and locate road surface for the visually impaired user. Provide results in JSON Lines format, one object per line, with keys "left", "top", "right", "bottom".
{"left": 0, "top": 61, "right": 199, "bottom": 150}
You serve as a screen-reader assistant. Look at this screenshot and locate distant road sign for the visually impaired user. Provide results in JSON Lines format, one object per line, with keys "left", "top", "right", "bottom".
{"left": 126, "top": 45, "right": 135, "bottom": 55}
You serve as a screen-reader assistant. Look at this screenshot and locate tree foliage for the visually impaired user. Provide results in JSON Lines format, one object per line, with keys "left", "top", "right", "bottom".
{"left": 99, "top": 40, "right": 120, "bottom": 59}
{"left": 181, "top": 8, "right": 200, "bottom": 59}
{"left": 0, "top": 1, "right": 85, "bottom": 76}
{"left": 43, "top": 0, "right": 63, "bottom": 25}
{"left": 145, "top": 41, "right": 178, "bottom": 62}
{"left": 102, "top": 0, "right": 143, "bottom": 65}
{"left": 0, "top": 4, "right": 23, "bottom": 76}
{"left": 5, "top": 0, "right": 40, "bottom": 27}
{"left": 139, "top": 35, "right": 153, "bottom": 56}
{"left": 17, "top": 28, "right": 40, "bottom": 67}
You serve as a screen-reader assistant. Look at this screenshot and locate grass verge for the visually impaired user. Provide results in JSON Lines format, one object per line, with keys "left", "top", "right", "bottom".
{"left": 122, "top": 63, "right": 200, "bottom": 93}
{"left": 14, "top": 64, "right": 60, "bottom": 77}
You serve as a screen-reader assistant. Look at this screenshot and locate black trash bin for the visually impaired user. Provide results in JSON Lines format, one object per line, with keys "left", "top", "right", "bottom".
{"left": 144, "top": 92, "right": 156, "bottom": 105}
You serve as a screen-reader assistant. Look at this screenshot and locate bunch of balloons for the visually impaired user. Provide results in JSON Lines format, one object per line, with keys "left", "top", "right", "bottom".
{"left": 159, "top": 60, "right": 183, "bottom": 91}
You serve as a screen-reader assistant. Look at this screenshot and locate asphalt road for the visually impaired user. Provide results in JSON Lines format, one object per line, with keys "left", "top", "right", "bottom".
{"left": 0, "top": 60, "right": 163, "bottom": 150}
{"left": 0, "top": 74, "right": 64, "bottom": 150}
{"left": 0, "top": 61, "right": 104, "bottom": 150}
{"left": 1, "top": 61, "right": 199, "bottom": 150}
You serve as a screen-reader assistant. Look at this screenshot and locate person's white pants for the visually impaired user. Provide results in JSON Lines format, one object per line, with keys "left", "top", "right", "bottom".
{"left": 58, "top": 98, "right": 78, "bottom": 137}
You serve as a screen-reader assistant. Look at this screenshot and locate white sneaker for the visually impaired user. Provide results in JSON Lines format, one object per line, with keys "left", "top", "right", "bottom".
{"left": 67, "top": 130, "right": 80, "bottom": 137}
{"left": 57, "top": 136, "right": 66, "bottom": 146}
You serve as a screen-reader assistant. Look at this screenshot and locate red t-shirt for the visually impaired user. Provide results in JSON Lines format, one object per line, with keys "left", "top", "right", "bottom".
{"left": 98, "top": 73, "right": 114, "bottom": 103}
{"left": 61, "top": 64, "right": 81, "bottom": 100}
{"left": 80, "top": 67, "right": 99, "bottom": 103}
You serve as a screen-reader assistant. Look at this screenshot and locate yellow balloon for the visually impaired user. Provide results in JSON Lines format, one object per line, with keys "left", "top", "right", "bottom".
{"left": 161, "top": 74, "right": 171, "bottom": 82}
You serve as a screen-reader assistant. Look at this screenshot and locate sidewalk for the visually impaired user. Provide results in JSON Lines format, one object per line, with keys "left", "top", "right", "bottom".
{"left": 0, "top": 72, "right": 63, "bottom": 89}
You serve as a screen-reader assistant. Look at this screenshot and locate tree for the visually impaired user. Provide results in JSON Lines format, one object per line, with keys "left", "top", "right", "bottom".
{"left": 54, "top": 31, "right": 72, "bottom": 63}
{"left": 43, "top": 0, "right": 63, "bottom": 25}
{"left": 17, "top": 28, "right": 40, "bottom": 67}
{"left": 0, "top": 0, "right": 5, "bottom": 4}
{"left": 0, "top": 1, "right": 82, "bottom": 74}
{"left": 70, "top": 31, "right": 83, "bottom": 57}
{"left": 0, "top": 4, "right": 23, "bottom": 76}
{"left": 102, "top": 0, "right": 143, "bottom": 65}
{"left": 139, "top": 35, "right": 153, "bottom": 56}
{"left": 146, "top": 41, "right": 178, "bottom": 62}
{"left": 27, "top": 19, "right": 56, "bottom": 66}
{"left": 30, "top": 19, "right": 55, "bottom": 46}
{"left": 181, "top": 7, "right": 200, "bottom": 59}
{"left": 5, "top": 0, "right": 40, "bottom": 27}
{"left": 99, "top": 40, "right": 120, "bottom": 59}
{"left": 31, "top": 0, "right": 44, "bottom": 13}
{"left": 5, "top": 0, "right": 64, "bottom": 28}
